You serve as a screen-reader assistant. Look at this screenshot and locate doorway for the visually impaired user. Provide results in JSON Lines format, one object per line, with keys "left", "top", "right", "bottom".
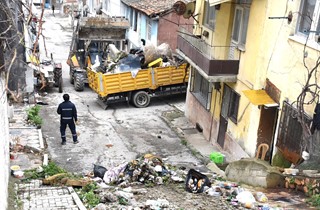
{"left": 256, "top": 105, "right": 278, "bottom": 162}
{"left": 217, "top": 116, "right": 228, "bottom": 148}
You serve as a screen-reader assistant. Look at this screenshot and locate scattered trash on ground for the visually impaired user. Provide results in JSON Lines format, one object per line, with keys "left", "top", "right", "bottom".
{"left": 14, "top": 152, "right": 312, "bottom": 209}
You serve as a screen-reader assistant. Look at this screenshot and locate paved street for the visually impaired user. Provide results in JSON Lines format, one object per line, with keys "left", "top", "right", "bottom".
{"left": 38, "top": 10, "right": 205, "bottom": 175}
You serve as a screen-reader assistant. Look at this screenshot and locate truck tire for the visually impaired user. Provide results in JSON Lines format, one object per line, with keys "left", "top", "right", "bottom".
{"left": 69, "top": 67, "right": 74, "bottom": 84}
{"left": 54, "top": 68, "right": 62, "bottom": 87}
{"left": 58, "top": 77, "right": 63, "bottom": 93}
{"left": 132, "top": 91, "right": 150, "bottom": 108}
{"left": 74, "top": 73, "right": 84, "bottom": 91}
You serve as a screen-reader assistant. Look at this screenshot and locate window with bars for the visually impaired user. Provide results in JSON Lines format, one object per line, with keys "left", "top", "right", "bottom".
{"left": 190, "top": 67, "right": 212, "bottom": 110}
{"left": 221, "top": 84, "right": 240, "bottom": 123}
{"left": 203, "top": 0, "right": 216, "bottom": 30}
{"left": 277, "top": 101, "right": 312, "bottom": 153}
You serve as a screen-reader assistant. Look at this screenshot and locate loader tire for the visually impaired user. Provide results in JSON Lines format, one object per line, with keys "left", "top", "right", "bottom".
{"left": 74, "top": 73, "right": 84, "bottom": 91}
{"left": 69, "top": 67, "right": 74, "bottom": 84}
{"left": 54, "top": 68, "right": 62, "bottom": 87}
{"left": 132, "top": 91, "right": 150, "bottom": 108}
{"left": 58, "top": 77, "right": 63, "bottom": 93}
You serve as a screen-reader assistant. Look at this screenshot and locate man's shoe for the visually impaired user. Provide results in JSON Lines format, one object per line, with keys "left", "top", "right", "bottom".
{"left": 73, "top": 140, "right": 79, "bottom": 144}
{"left": 61, "top": 142, "right": 66, "bottom": 145}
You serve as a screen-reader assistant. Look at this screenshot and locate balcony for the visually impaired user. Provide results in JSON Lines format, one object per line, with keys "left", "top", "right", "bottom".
{"left": 176, "top": 28, "right": 239, "bottom": 81}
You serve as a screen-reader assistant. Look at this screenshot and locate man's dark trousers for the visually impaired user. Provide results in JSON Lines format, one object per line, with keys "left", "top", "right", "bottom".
{"left": 60, "top": 121, "right": 77, "bottom": 143}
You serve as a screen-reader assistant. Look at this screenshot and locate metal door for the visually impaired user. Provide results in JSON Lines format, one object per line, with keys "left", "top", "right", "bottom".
{"left": 217, "top": 116, "right": 228, "bottom": 148}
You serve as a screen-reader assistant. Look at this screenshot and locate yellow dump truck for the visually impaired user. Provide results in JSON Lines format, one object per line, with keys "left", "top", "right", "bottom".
{"left": 87, "top": 62, "right": 189, "bottom": 108}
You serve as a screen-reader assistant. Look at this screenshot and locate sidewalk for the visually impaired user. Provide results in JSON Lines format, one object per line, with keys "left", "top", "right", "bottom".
{"left": 168, "top": 102, "right": 238, "bottom": 165}
{"left": 9, "top": 105, "right": 86, "bottom": 210}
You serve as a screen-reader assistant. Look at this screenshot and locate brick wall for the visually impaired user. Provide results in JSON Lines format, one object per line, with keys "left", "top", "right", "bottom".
{"left": 0, "top": 74, "right": 9, "bottom": 209}
{"left": 158, "top": 13, "right": 193, "bottom": 50}
{"left": 185, "top": 91, "right": 212, "bottom": 140}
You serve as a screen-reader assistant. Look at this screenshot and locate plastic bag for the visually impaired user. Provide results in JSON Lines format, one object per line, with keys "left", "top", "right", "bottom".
{"left": 157, "top": 43, "right": 172, "bottom": 60}
{"left": 93, "top": 164, "right": 107, "bottom": 179}
{"left": 144, "top": 44, "right": 160, "bottom": 65}
{"left": 255, "top": 192, "right": 268, "bottom": 203}
{"left": 185, "top": 169, "right": 211, "bottom": 193}
{"left": 236, "top": 191, "right": 256, "bottom": 204}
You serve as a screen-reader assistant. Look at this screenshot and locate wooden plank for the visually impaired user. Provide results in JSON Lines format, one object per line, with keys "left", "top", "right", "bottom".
{"left": 68, "top": 187, "right": 87, "bottom": 210}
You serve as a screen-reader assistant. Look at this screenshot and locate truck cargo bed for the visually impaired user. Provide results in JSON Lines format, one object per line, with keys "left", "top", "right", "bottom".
{"left": 87, "top": 63, "right": 189, "bottom": 98}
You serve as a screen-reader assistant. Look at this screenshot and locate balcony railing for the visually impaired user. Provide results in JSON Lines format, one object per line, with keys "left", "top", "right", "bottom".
{"left": 177, "top": 28, "right": 239, "bottom": 77}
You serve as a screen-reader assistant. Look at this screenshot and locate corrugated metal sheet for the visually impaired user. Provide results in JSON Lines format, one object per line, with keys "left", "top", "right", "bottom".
{"left": 121, "top": 0, "right": 192, "bottom": 16}
{"left": 243, "top": 89, "right": 277, "bottom": 106}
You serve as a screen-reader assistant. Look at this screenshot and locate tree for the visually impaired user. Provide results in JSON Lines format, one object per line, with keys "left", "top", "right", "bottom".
{"left": 0, "top": 0, "right": 25, "bottom": 100}
{"left": 293, "top": 28, "right": 320, "bottom": 163}
{"left": 0, "top": 0, "right": 46, "bottom": 101}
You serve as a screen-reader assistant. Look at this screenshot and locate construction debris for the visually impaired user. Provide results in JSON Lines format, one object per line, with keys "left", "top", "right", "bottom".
{"left": 96, "top": 43, "right": 184, "bottom": 75}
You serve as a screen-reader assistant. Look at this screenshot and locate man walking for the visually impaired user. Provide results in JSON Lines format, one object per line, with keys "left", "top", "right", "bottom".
{"left": 57, "top": 94, "right": 79, "bottom": 145}
{"left": 52, "top": 4, "right": 55, "bottom": 16}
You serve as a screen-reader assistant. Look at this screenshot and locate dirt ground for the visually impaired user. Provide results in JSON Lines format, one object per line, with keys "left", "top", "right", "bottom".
{"left": 85, "top": 177, "right": 314, "bottom": 210}
{"left": 101, "top": 184, "right": 238, "bottom": 210}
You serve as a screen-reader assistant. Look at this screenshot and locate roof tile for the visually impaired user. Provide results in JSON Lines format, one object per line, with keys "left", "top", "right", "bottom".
{"left": 121, "top": 0, "right": 192, "bottom": 16}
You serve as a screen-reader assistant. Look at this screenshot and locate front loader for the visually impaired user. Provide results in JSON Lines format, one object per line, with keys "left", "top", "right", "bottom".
{"left": 67, "top": 16, "right": 130, "bottom": 91}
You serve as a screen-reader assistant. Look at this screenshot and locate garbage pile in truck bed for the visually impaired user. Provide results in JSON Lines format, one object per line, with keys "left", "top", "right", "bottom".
{"left": 90, "top": 43, "right": 185, "bottom": 75}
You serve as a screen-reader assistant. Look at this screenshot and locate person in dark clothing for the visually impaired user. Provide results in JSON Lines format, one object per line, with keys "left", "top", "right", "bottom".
{"left": 52, "top": 4, "right": 55, "bottom": 16}
{"left": 311, "top": 103, "right": 320, "bottom": 134}
{"left": 57, "top": 94, "right": 79, "bottom": 145}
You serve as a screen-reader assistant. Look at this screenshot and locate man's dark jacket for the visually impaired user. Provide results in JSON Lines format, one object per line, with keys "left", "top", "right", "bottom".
{"left": 57, "top": 101, "right": 77, "bottom": 123}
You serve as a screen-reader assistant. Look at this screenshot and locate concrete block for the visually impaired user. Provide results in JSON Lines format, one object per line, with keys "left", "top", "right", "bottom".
{"left": 225, "top": 158, "right": 284, "bottom": 188}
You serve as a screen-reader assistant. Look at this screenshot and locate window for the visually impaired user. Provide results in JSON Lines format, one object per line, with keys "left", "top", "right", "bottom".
{"left": 231, "top": 0, "right": 251, "bottom": 47}
{"left": 133, "top": 11, "right": 138, "bottom": 31}
{"left": 203, "top": 0, "right": 216, "bottom": 29}
{"left": 190, "top": 67, "right": 212, "bottom": 110}
{"left": 147, "top": 19, "right": 152, "bottom": 40}
{"left": 130, "top": 8, "right": 133, "bottom": 27}
{"left": 297, "top": 0, "right": 320, "bottom": 37}
{"left": 221, "top": 84, "right": 240, "bottom": 123}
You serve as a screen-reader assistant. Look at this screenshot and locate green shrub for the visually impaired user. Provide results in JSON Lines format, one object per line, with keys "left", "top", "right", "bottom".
{"left": 77, "top": 183, "right": 100, "bottom": 208}
{"left": 26, "top": 105, "right": 43, "bottom": 126}
{"left": 307, "top": 194, "right": 320, "bottom": 207}
{"left": 43, "top": 162, "right": 67, "bottom": 176}
{"left": 24, "top": 161, "right": 67, "bottom": 180}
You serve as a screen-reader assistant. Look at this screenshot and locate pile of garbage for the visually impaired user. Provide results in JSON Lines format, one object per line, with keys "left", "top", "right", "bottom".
{"left": 89, "top": 154, "right": 275, "bottom": 209}
{"left": 92, "top": 154, "right": 185, "bottom": 187}
{"left": 91, "top": 43, "right": 185, "bottom": 74}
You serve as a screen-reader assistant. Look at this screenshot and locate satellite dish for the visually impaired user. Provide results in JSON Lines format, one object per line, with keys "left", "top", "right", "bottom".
{"left": 173, "top": 1, "right": 187, "bottom": 16}
{"left": 183, "top": 2, "right": 195, "bottom": 19}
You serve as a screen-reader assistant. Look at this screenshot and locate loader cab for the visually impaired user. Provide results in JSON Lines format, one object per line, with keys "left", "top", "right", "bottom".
{"left": 87, "top": 41, "right": 109, "bottom": 68}
{"left": 75, "top": 40, "right": 85, "bottom": 68}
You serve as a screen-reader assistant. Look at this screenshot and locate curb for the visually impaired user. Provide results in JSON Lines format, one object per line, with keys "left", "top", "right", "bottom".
{"left": 39, "top": 129, "right": 44, "bottom": 150}
{"left": 160, "top": 109, "right": 211, "bottom": 166}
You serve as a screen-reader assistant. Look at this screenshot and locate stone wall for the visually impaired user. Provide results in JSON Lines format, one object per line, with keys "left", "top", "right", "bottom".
{"left": 0, "top": 74, "right": 9, "bottom": 209}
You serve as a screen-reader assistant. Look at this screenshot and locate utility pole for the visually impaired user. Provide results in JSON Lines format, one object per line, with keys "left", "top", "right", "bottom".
{"left": 71, "top": 3, "right": 74, "bottom": 29}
